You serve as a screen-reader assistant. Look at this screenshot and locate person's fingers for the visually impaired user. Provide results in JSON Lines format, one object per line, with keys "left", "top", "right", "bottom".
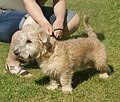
{"left": 49, "top": 28, "right": 53, "bottom": 35}
{"left": 54, "top": 30, "right": 63, "bottom": 38}
{"left": 45, "top": 26, "right": 53, "bottom": 35}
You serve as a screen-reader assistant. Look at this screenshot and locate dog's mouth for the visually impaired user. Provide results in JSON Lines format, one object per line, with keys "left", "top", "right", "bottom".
{"left": 18, "top": 54, "right": 31, "bottom": 63}
{"left": 28, "top": 54, "right": 31, "bottom": 59}
{"left": 19, "top": 56, "right": 26, "bottom": 62}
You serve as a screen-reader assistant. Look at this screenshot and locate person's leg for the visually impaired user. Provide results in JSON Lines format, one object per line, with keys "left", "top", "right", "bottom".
{"left": 6, "top": 31, "right": 20, "bottom": 67}
{"left": 42, "top": 7, "right": 80, "bottom": 37}
{"left": 6, "top": 15, "right": 37, "bottom": 77}
{"left": 6, "top": 16, "right": 37, "bottom": 66}
{"left": 0, "top": 10, "right": 26, "bottom": 66}
{"left": 63, "top": 13, "right": 80, "bottom": 36}
{"left": 0, "top": 10, "right": 36, "bottom": 76}
{"left": 5, "top": 31, "right": 32, "bottom": 77}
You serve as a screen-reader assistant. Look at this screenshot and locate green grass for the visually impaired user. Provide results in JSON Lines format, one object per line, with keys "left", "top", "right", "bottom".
{"left": 0, "top": 0, "right": 120, "bottom": 102}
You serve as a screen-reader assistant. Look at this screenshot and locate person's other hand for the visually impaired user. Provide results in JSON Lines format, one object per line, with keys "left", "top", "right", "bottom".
{"left": 52, "top": 18, "right": 64, "bottom": 38}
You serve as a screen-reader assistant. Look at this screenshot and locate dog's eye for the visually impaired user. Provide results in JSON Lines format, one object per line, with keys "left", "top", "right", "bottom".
{"left": 26, "top": 40, "right": 32, "bottom": 44}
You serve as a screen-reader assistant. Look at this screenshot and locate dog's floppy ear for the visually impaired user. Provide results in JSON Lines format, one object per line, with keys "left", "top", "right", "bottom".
{"left": 38, "top": 30, "right": 52, "bottom": 49}
{"left": 38, "top": 29, "right": 50, "bottom": 43}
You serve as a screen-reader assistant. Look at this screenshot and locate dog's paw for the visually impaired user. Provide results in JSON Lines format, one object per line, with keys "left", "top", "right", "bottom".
{"left": 99, "top": 73, "right": 110, "bottom": 79}
{"left": 62, "top": 86, "right": 72, "bottom": 94}
{"left": 47, "top": 84, "right": 58, "bottom": 90}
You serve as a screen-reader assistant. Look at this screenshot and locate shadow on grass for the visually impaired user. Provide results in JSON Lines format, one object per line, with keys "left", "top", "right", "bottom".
{"left": 108, "top": 65, "right": 114, "bottom": 74}
{"left": 35, "top": 76, "right": 50, "bottom": 86}
{"left": 72, "top": 68, "right": 98, "bottom": 88}
{"left": 34, "top": 68, "right": 99, "bottom": 88}
{"left": 61, "top": 32, "right": 105, "bottom": 41}
{"left": 35, "top": 64, "right": 114, "bottom": 88}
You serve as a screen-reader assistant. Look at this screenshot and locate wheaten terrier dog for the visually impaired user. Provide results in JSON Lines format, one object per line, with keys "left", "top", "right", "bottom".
{"left": 14, "top": 16, "right": 111, "bottom": 94}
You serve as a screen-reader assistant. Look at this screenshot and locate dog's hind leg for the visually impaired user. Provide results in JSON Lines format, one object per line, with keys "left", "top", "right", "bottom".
{"left": 95, "top": 62, "right": 111, "bottom": 79}
{"left": 93, "top": 45, "right": 111, "bottom": 79}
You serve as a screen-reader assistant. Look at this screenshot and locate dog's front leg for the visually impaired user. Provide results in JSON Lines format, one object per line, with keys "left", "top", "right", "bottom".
{"left": 47, "top": 75, "right": 59, "bottom": 90}
{"left": 60, "top": 71, "right": 73, "bottom": 94}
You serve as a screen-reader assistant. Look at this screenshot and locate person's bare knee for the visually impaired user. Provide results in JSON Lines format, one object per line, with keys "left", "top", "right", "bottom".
{"left": 64, "top": 13, "right": 80, "bottom": 36}
{"left": 11, "top": 31, "right": 20, "bottom": 43}
{"left": 22, "top": 16, "right": 37, "bottom": 28}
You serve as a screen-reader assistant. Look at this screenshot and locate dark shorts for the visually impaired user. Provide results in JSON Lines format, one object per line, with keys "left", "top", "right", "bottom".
{"left": 42, "top": 6, "right": 76, "bottom": 27}
{"left": 0, "top": 7, "right": 76, "bottom": 43}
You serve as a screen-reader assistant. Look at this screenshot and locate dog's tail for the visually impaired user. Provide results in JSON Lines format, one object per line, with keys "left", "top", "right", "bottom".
{"left": 83, "top": 15, "right": 97, "bottom": 38}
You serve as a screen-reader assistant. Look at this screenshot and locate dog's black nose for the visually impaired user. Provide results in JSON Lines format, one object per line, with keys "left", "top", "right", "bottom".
{"left": 14, "top": 49, "right": 20, "bottom": 55}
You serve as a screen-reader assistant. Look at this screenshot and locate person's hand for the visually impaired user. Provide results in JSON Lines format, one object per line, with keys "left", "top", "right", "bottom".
{"left": 41, "top": 22, "right": 53, "bottom": 36}
{"left": 52, "top": 18, "right": 64, "bottom": 38}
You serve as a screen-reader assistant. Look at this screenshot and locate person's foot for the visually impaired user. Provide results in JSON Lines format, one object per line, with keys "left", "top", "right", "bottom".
{"left": 5, "top": 61, "right": 32, "bottom": 77}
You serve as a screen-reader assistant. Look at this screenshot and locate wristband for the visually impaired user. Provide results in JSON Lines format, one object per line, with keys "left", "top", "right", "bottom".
{"left": 54, "top": 28, "right": 64, "bottom": 32}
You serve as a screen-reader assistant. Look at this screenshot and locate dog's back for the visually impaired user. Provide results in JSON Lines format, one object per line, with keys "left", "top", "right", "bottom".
{"left": 47, "top": 16, "right": 109, "bottom": 73}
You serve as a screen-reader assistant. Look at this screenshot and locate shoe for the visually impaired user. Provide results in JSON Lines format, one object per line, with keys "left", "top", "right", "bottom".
{"left": 5, "top": 63, "right": 32, "bottom": 77}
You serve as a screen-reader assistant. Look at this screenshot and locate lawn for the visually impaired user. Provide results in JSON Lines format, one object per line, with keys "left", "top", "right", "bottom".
{"left": 0, "top": 0, "right": 120, "bottom": 102}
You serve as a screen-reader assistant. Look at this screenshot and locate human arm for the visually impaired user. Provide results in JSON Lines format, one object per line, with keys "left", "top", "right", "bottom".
{"left": 22, "top": 0, "right": 53, "bottom": 35}
{"left": 52, "top": 0, "right": 66, "bottom": 38}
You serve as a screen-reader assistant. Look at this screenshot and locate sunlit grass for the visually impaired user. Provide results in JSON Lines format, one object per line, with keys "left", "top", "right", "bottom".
{"left": 0, "top": 0, "right": 120, "bottom": 102}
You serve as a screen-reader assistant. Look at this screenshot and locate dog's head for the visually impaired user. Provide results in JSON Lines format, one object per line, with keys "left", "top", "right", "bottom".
{"left": 14, "top": 24, "right": 55, "bottom": 62}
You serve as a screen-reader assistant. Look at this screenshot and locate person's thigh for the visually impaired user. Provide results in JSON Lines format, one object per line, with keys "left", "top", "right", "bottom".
{"left": 42, "top": 6, "right": 76, "bottom": 27}
{"left": 0, "top": 10, "right": 27, "bottom": 43}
